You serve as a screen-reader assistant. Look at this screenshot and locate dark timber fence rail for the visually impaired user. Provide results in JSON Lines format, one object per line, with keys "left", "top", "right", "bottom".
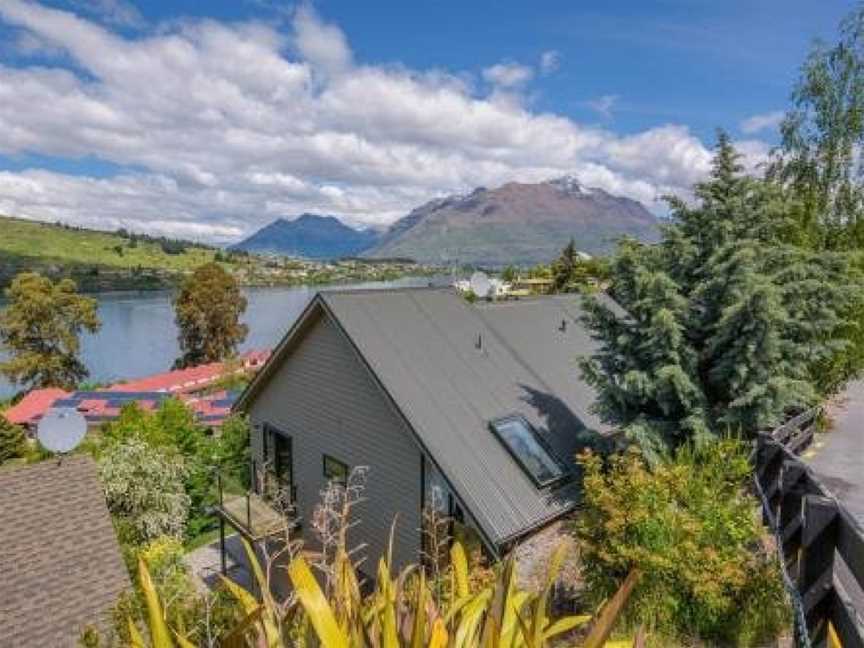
{"left": 755, "top": 408, "right": 864, "bottom": 647}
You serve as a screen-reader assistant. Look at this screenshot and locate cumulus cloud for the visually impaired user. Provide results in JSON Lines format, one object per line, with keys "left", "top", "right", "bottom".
{"left": 540, "top": 50, "right": 559, "bottom": 74}
{"left": 292, "top": 4, "right": 351, "bottom": 76}
{"left": 71, "top": 0, "right": 145, "bottom": 28}
{"left": 740, "top": 110, "right": 784, "bottom": 134}
{"left": 0, "top": 0, "right": 759, "bottom": 242}
{"left": 586, "top": 94, "right": 619, "bottom": 120}
{"left": 482, "top": 61, "right": 534, "bottom": 88}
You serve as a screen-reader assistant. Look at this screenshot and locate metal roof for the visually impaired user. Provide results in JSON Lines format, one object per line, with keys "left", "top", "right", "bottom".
{"left": 316, "top": 288, "right": 612, "bottom": 546}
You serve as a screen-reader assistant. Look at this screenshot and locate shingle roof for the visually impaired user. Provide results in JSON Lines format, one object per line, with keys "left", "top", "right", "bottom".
{"left": 316, "top": 288, "right": 612, "bottom": 546}
{"left": 0, "top": 456, "right": 129, "bottom": 647}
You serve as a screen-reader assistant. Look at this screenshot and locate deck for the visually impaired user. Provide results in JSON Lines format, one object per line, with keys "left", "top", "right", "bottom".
{"left": 216, "top": 491, "right": 290, "bottom": 540}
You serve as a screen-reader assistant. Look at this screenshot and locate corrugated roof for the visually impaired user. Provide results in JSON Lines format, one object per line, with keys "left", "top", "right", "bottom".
{"left": 317, "top": 288, "right": 612, "bottom": 546}
{"left": 0, "top": 456, "right": 129, "bottom": 646}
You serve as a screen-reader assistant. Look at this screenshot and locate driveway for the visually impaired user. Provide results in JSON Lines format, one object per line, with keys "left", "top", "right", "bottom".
{"left": 804, "top": 379, "right": 864, "bottom": 523}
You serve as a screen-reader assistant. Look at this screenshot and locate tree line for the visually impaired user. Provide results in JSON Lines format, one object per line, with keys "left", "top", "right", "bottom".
{"left": 0, "top": 262, "right": 248, "bottom": 395}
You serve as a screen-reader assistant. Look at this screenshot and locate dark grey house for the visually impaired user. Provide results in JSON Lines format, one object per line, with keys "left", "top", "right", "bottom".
{"left": 230, "top": 287, "right": 611, "bottom": 570}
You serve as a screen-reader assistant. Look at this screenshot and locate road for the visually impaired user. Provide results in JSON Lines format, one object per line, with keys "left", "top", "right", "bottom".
{"left": 804, "top": 379, "right": 864, "bottom": 523}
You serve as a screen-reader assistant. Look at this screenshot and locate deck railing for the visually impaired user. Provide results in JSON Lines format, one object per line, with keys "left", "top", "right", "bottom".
{"left": 215, "top": 460, "right": 297, "bottom": 540}
{"left": 755, "top": 408, "right": 864, "bottom": 647}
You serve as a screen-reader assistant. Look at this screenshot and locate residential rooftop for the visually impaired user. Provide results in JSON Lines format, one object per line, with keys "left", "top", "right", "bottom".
{"left": 0, "top": 456, "right": 129, "bottom": 647}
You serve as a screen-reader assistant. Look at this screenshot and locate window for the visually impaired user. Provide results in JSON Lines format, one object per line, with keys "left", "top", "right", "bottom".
{"left": 323, "top": 454, "right": 349, "bottom": 485}
{"left": 489, "top": 415, "right": 564, "bottom": 487}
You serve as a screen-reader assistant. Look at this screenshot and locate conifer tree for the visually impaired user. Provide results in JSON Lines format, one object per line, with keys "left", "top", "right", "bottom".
{"left": 581, "top": 134, "right": 859, "bottom": 459}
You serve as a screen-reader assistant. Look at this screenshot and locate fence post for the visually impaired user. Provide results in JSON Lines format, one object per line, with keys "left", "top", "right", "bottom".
{"left": 779, "top": 460, "right": 807, "bottom": 578}
{"left": 800, "top": 495, "right": 839, "bottom": 645}
{"left": 758, "top": 434, "right": 783, "bottom": 524}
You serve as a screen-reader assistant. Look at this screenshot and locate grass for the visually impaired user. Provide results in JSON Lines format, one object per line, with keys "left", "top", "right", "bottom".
{"left": 0, "top": 215, "right": 432, "bottom": 291}
{"left": 0, "top": 215, "right": 217, "bottom": 278}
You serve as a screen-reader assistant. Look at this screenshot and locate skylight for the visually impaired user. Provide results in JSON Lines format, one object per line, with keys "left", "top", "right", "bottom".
{"left": 489, "top": 415, "right": 564, "bottom": 487}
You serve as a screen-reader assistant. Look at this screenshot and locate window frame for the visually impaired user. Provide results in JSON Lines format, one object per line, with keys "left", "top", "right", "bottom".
{"left": 322, "top": 454, "right": 349, "bottom": 486}
{"left": 488, "top": 414, "right": 566, "bottom": 488}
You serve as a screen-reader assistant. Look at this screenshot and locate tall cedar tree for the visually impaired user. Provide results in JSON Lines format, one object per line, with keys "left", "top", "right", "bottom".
{"left": 580, "top": 134, "right": 860, "bottom": 460}
{"left": 0, "top": 273, "right": 100, "bottom": 390}
{"left": 173, "top": 262, "right": 248, "bottom": 369}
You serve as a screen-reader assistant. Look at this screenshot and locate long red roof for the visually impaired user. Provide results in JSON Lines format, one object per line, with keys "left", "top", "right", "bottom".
{"left": 1, "top": 349, "right": 270, "bottom": 428}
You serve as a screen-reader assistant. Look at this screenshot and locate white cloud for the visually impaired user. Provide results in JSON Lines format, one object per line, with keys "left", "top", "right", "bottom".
{"left": 0, "top": 0, "right": 765, "bottom": 243}
{"left": 540, "top": 50, "right": 559, "bottom": 74}
{"left": 71, "top": 0, "right": 145, "bottom": 28}
{"left": 482, "top": 61, "right": 534, "bottom": 88}
{"left": 292, "top": 3, "right": 351, "bottom": 76}
{"left": 586, "top": 94, "right": 619, "bottom": 121}
{"left": 740, "top": 110, "right": 784, "bottom": 134}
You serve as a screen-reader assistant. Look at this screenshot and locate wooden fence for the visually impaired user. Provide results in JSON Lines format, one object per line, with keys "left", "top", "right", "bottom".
{"left": 755, "top": 408, "right": 864, "bottom": 647}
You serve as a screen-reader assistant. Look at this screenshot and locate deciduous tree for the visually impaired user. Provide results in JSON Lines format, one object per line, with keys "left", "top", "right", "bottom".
{"left": 173, "top": 262, "right": 247, "bottom": 369}
{"left": 0, "top": 273, "right": 100, "bottom": 390}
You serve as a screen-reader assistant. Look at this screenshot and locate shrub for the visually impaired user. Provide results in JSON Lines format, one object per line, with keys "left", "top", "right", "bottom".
{"left": 0, "top": 415, "right": 26, "bottom": 463}
{"left": 101, "top": 399, "right": 216, "bottom": 542}
{"left": 575, "top": 439, "right": 790, "bottom": 645}
{"left": 99, "top": 439, "right": 190, "bottom": 546}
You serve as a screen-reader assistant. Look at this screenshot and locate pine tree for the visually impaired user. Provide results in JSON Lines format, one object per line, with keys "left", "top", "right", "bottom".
{"left": 551, "top": 239, "right": 578, "bottom": 292}
{"left": 0, "top": 415, "right": 27, "bottom": 464}
{"left": 580, "top": 134, "right": 859, "bottom": 457}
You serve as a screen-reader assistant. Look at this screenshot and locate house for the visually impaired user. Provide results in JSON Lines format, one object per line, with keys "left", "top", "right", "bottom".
{"left": 0, "top": 456, "right": 129, "bottom": 646}
{"left": 5, "top": 388, "right": 238, "bottom": 431}
{"left": 3, "top": 349, "right": 272, "bottom": 431}
{"left": 227, "top": 287, "right": 612, "bottom": 572}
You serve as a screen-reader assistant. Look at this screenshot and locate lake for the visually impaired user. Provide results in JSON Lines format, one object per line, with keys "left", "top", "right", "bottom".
{"left": 0, "top": 276, "right": 440, "bottom": 400}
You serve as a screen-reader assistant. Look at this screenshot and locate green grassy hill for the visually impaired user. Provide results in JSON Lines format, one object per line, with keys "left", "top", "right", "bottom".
{"left": 0, "top": 215, "right": 219, "bottom": 291}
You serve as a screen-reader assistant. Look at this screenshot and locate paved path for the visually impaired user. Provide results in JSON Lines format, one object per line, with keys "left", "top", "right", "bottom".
{"left": 804, "top": 379, "right": 864, "bottom": 523}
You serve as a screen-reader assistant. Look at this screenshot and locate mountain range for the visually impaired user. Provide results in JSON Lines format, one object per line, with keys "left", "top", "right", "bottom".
{"left": 231, "top": 177, "right": 660, "bottom": 265}
{"left": 230, "top": 213, "right": 379, "bottom": 259}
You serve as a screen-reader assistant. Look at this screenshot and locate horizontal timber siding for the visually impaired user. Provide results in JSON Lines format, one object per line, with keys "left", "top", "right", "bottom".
{"left": 247, "top": 308, "right": 422, "bottom": 570}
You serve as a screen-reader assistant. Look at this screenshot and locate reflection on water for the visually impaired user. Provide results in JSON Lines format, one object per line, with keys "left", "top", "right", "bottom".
{"left": 0, "top": 276, "right": 437, "bottom": 399}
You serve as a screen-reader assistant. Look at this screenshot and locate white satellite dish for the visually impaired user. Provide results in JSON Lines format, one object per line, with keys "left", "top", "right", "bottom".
{"left": 470, "top": 271, "right": 492, "bottom": 298}
{"left": 37, "top": 407, "right": 87, "bottom": 454}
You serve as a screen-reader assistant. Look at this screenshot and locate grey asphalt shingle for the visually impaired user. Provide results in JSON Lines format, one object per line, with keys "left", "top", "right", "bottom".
{"left": 0, "top": 455, "right": 129, "bottom": 647}
{"left": 319, "top": 288, "right": 611, "bottom": 546}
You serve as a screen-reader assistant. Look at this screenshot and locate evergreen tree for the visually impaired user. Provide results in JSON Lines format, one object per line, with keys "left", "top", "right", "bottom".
{"left": 551, "top": 239, "right": 578, "bottom": 292}
{"left": 0, "top": 273, "right": 101, "bottom": 390}
{"left": 0, "top": 415, "right": 26, "bottom": 464}
{"left": 173, "top": 263, "right": 248, "bottom": 369}
{"left": 581, "top": 135, "right": 859, "bottom": 459}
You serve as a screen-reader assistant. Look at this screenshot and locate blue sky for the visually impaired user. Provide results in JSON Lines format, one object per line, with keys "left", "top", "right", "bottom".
{"left": 0, "top": 0, "right": 855, "bottom": 241}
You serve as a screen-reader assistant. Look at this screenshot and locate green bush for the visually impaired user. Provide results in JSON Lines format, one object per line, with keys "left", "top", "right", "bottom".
{"left": 0, "top": 415, "right": 26, "bottom": 464}
{"left": 575, "top": 439, "right": 790, "bottom": 646}
{"left": 100, "top": 399, "right": 217, "bottom": 541}
{"left": 99, "top": 438, "right": 190, "bottom": 545}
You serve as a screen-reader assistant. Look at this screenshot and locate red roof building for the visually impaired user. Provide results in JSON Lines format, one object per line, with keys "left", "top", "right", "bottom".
{"left": 1, "top": 349, "right": 270, "bottom": 430}
{"left": 3, "top": 388, "right": 70, "bottom": 426}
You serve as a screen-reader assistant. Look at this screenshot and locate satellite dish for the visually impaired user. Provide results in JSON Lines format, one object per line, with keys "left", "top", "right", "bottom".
{"left": 37, "top": 407, "right": 87, "bottom": 454}
{"left": 470, "top": 271, "right": 492, "bottom": 298}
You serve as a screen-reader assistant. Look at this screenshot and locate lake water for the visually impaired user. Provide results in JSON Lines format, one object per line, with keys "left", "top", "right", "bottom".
{"left": 0, "top": 276, "right": 439, "bottom": 399}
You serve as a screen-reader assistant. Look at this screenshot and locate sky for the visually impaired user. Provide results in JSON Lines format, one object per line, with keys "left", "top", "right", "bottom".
{"left": 0, "top": 0, "right": 855, "bottom": 243}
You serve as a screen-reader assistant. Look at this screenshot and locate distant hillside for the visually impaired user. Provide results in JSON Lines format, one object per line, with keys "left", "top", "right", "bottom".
{"left": 231, "top": 214, "right": 379, "bottom": 260}
{"left": 0, "top": 215, "right": 219, "bottom": 290}
{"left": 366, "top": 176, "right": 660, "bottom": 266}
